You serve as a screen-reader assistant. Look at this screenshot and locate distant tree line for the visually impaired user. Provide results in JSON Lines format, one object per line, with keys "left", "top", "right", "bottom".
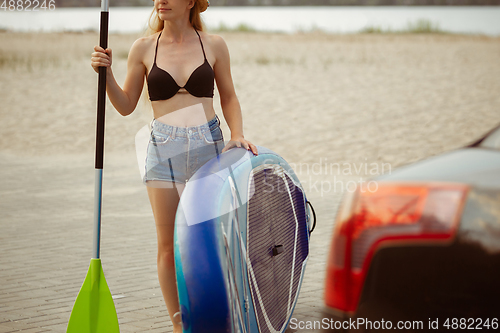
{"left": 53, "top": 0, "right": 500, "bottom": 7}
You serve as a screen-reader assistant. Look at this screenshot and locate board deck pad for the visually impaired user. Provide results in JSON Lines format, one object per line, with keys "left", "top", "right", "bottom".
{"left": 174, "top": 146, "right": 311, "bottom": 333}
{"left": 247, "top": 166, "right": 309, "bottom": 333}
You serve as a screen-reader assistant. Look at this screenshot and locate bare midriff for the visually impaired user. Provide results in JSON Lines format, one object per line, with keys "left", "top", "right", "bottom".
{"left": 151, "top": 93, "right": 216, "bottom": 127}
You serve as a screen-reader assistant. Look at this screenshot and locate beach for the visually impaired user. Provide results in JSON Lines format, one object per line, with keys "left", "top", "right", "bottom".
{"left": 1, "top": 30, "right": 499, "bottom": 331}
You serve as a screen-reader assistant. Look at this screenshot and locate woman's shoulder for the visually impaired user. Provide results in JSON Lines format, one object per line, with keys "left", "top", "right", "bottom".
{"left": 126, "top": 32, "right": 159, "bottom": 61}
{"left": 131, "top": 33, "right": 158, "bottom": 52}
{"left": 198, "top": 31, "right": 229, "bottom": 54}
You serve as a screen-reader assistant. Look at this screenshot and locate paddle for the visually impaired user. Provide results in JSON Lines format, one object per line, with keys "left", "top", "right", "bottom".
{"left": 67, "top": 1, "right": 120, "bottom": 331}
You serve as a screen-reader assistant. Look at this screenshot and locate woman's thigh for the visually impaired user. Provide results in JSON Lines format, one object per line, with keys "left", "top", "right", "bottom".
{"left": 146, "top": 184, "right": 185, "bottom": 249}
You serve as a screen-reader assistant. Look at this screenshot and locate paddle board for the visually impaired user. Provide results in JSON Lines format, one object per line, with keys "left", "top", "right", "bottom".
{"left": 174, "top": 146, "right": 313, "bottom": 333}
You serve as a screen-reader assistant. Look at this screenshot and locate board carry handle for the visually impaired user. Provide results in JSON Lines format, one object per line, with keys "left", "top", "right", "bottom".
{"left": 306, "top": 200, "right": 316, "bottom": 234}
{"left": 272, "top": 244, "right": 284, "bottom": 256}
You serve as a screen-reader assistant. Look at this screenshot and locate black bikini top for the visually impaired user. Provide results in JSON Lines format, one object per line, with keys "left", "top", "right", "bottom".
{"left": 147, "top": 29, "right": 214, "bottom": 101}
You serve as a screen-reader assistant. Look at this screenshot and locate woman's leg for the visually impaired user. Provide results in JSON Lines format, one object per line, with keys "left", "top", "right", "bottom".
{"left": 146, "top": 183, "right": 185, "bottom": 333}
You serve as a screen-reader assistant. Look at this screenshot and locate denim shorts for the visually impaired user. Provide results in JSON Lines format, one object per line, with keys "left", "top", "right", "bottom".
{"left": 143, "top": 114, "right": 225, "bottom": 185}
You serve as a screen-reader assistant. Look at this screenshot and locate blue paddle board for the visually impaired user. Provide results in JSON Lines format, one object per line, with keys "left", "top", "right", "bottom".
{"left": 174, "top": 146, "right": 313, "bottom": 333}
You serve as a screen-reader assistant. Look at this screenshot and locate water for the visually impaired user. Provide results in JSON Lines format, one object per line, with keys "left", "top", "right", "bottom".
{"left": 1, "top": 6, "right": 499, "bottom": 35}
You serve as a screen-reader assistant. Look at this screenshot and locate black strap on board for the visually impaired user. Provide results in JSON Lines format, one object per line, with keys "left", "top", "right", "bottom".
{"left": 307, "top": 200, "right": 316, "bottom": 234}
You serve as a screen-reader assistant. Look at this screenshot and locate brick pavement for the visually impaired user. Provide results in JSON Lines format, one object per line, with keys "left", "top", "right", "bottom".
{"left": 0, "top": 150, "right": 344, "bottom": 333}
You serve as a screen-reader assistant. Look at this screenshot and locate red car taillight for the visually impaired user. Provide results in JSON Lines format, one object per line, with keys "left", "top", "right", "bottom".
{"left": 324, "top": 182, "right": 469, "bottom": 313}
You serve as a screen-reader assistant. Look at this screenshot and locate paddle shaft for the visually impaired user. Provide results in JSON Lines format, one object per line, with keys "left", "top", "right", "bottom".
{"left": 93, "top": 0, "right": 109, "bottom": 260}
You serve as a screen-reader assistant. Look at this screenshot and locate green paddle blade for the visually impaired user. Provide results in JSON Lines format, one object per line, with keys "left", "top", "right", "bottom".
{"left": 67, "top": 259, "right": 120, "bottom": 333}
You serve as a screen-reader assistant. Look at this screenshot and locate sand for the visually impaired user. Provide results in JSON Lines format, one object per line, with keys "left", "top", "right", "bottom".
{"left": 1, "top": 30, "right": 499, "bottom": 331}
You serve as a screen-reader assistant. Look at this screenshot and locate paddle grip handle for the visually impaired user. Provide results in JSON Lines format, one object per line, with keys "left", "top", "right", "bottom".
{"left": 95, "top": 10, "right": 109, "bottom": 170}
{"left": 93, "top": 9, "right": 109, "bottom": 260}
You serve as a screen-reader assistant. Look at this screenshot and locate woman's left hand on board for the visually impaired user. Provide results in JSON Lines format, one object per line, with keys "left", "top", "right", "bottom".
{"left": 222, "top": 137, "right": 258, "bottom": 156}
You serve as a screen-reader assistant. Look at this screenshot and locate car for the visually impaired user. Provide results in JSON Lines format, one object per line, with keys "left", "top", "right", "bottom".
{"left": 322, "top": 124, "right": 500, "bottom": 332}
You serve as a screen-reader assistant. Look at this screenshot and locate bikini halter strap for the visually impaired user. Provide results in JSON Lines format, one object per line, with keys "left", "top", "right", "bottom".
{"left": 194, "top": 29, "right": 207, "bottom": 60}
{"left": 153, "top": 31, "right": 162, "bottom": 64}
{"left": 154, "top": 29, "right": 206, "bottom": 64}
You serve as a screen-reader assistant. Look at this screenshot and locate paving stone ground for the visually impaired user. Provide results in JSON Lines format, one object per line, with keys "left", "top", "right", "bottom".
{"left": 3, "top": 31, "right": 500, "bottom": 333}
{"left": 0, "top": 150, "right": 345, "bottom": 333}
{"left": 0, "top": 32, "right": 500, "bottom": 333}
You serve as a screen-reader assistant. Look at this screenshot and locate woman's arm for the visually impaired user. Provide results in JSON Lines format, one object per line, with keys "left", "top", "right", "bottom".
{"left": 91, "top": 38, "right": 148, "bottom": 116}
{"left": 212, "top": 34, "right": 258, "bottom": 155}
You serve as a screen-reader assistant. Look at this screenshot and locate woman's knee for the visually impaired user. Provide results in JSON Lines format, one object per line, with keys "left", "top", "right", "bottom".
{"left": 158, "top": 244, "right": 175, "bottom": 267}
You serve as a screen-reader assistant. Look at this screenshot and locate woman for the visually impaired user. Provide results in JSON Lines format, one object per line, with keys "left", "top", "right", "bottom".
{"left": 91, "top": 0, "right": 258, "bottom": 331}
